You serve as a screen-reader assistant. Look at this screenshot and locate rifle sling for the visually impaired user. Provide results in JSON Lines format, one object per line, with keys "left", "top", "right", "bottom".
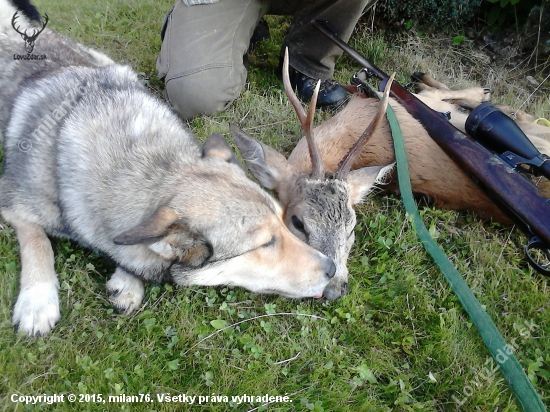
{"left": 374, "top": 86, "right": 547, "bottom": 411}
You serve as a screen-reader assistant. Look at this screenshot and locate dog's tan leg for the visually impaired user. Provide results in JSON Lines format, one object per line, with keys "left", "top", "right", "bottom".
{"left": 8, "top": 217, "right": 61, "bottom": 336}
{"left": 106, "top": 268, "right": 145, "bottom": 314}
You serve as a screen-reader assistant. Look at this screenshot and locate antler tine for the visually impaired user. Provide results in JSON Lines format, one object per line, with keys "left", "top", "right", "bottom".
{"left": 11, "top": 12, "right": 24, "bottom": 36}
{"left": 28, "top": 14, "right": 48, "bottom": 39}
{"left": 37, "top": 14, "right": 48, "bottom": 33}
{"left": 335, "top": 72, "right": 396, "bottom": 181}
{"left": 282, "top": 48, "right": 306, "bottom": 126}
{"left": 282, "top": 47, "right": 325, "bottom": 180}
{"left": 304, "top": 79, "right": 325, "bottom": 179}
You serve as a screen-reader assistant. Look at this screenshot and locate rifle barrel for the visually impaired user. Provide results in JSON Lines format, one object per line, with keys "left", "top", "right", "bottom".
{"left": 312, "top": 20, "right": 389, "bottom": 81}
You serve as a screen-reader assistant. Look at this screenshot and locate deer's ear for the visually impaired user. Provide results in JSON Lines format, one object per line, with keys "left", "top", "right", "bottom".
{"left": 229, "top": 123, "right": 296, "bottom": 190}
{"left": 347, "top": 164, "right": 395, "bottom": 205}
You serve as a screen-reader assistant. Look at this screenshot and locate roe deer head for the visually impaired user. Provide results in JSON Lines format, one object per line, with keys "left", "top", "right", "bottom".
{"left": 230, "top": 49, "right": 394, "bottom": 300}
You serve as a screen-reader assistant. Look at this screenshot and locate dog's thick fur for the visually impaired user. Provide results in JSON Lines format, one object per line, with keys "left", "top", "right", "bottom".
{"left": 0, "top": 0, "right": 335, "bottom": 336}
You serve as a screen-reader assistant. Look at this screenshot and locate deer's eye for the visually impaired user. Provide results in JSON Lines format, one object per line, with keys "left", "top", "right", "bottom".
{"left": 291, "top": 215, "right": 307, "bottom": 236}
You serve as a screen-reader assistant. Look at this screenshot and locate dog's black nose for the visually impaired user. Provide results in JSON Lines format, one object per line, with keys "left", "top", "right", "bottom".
{"left": 325, "top": 259, "right": 336, "bottom": 279}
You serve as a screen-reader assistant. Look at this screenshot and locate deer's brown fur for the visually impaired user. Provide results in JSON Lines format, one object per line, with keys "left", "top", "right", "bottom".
{"left": 288, "top": 76, "right": 550, "bottom": 224}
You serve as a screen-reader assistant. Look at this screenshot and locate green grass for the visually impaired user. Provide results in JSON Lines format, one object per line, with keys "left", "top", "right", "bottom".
{"left": 1, "top": 1, "right": 549, "bottom": 411}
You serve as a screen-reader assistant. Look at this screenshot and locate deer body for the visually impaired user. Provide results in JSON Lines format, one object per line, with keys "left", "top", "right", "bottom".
{"left": 232, "top": 57, "right": 549, "bottom": 300}
{"left": 288, "top": 92, "right": 550, "bottom": 224}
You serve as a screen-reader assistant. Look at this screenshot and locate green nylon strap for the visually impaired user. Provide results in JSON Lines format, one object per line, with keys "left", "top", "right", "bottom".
{"left": 380, "top": 91, "right": 546, "bottom": 411}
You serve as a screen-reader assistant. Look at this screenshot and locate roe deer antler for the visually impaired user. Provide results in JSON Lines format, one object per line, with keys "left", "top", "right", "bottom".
{"left": 282, "top": 47, "right": 325, "bottom": 180}
{"left": 334, "top": 73, "right": 395, "bottom": 181}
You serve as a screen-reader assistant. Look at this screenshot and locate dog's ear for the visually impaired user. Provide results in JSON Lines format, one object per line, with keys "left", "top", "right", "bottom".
{"left": 148, "top": 228, "right": 213, "bottom": 268}
{"left": 201, "top": 133, "right": 240, "bottom": 166}
{"left": 229, "top": 123, "right": 297, "bottom": 191}
{"left": 113, "top": 206, "right": 179, "bottom": 245}
{"left": 113, "top": 206, "right": 212, "bottom": 267}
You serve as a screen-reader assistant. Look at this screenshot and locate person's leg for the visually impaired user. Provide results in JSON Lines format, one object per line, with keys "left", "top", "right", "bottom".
{"left": 277, "top": 0, "right": 377, "bottom": 80}
{"left": 265, "top": 0, "right": 375, "bottom": 109}
{"left": 157, "top": 0, "right": 268, "bottom": 120}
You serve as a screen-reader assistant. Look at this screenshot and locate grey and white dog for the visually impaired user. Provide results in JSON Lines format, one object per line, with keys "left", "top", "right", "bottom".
{"left": 0, "top": 0, "right": 335, "bottom": 336}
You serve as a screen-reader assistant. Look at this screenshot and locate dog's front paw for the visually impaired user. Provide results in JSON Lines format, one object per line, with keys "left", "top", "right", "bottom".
{"left": 13, "top": 282, "right": 61, "bottom": 336}
{"left": 106, "top": 271, "right": 145, "bottom": 314}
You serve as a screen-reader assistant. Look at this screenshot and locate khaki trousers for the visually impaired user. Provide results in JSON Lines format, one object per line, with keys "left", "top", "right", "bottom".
{"left": 157, "top": 0, "right": 376, "bottom": 119}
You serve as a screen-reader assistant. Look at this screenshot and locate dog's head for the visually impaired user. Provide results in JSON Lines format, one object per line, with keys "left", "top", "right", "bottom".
{"left": 113, "top": 134, "right": 335, "bottom": 298}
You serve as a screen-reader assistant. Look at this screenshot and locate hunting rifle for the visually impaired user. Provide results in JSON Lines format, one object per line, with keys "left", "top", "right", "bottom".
{"left": 313, "top": 19, "right": 550, "bottom": 276}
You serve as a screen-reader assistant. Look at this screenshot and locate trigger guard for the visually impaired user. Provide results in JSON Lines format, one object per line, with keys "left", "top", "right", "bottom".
{"left": 525, "top": 237, "right": 550, "bottom": 277}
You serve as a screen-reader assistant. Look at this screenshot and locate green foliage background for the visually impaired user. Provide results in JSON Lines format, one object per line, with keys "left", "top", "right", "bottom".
{"left": 377, "top": 0, "right": 548, "bottom": 31}
{"left": 378, "top": 0, "right": 482, "bottom": 27}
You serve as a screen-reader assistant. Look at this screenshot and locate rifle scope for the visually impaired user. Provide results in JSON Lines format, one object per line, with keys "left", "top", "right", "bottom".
{"left": 465, "top": 102, "right": 550, "bottom": 181}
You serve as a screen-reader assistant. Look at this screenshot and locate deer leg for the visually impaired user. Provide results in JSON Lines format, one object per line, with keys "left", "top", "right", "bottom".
{"left": 412, "top": 72, "right": 452, "bottom": 90}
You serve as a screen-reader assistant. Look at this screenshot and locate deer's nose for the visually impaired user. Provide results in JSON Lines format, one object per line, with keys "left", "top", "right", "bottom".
{"left": 323, "top": 280, "right": 348, "bottom": 301}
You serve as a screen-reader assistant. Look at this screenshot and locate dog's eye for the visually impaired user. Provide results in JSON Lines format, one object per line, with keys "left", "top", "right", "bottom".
{"left": 291, "top": 215, "right": 307, "bottom": 236}
{"left": 261, "top": 236, "right": 277, "bottom": 248}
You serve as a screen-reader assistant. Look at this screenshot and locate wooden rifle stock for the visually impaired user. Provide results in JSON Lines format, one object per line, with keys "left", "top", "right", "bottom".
{"left": 313, "top": 19, "right": 550, "bottom": 274}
